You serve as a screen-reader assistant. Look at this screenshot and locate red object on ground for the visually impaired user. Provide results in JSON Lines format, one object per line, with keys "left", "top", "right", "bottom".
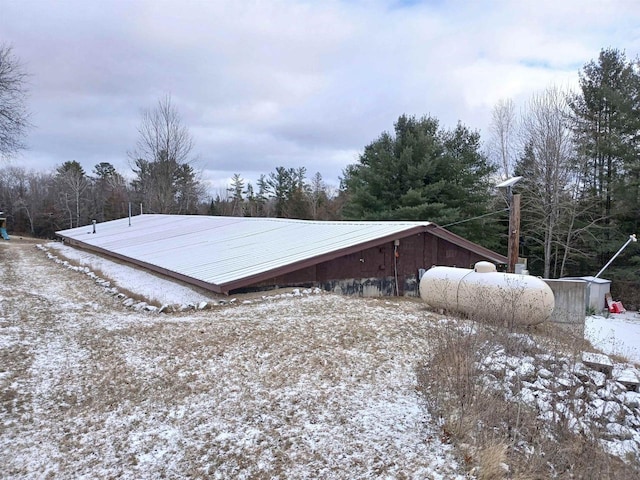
{"left": 609, "top": 301, "right": 626, "bottom": 314}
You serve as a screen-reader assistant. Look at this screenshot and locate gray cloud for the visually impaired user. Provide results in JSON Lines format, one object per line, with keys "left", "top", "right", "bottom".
{"left": 1, "top": 0, "right": 639, "bottom": 191}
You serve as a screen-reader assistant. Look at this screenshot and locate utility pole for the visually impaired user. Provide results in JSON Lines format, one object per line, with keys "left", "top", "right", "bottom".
{"left": 507, "top": 193, "right": 521, "bottom": 273}
{"left": 497, "top": 176, "right": 523, "bottom": 273}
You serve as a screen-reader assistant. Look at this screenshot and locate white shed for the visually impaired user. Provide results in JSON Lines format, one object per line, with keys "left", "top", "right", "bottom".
{"left": 562, "top": 276, "right": 611, "bottom": 312}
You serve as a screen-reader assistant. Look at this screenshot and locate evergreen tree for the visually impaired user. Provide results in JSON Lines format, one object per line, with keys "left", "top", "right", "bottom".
{"left": 568, "top": 48, "right": 640, "bottom": 281}
{"left": 228, "top": 173, "right": 245, "bottom": 216}
{"left": 92, "top": 162, "right": 127, "bottom": 221}
{"left": 342, "top": 114, "right": 498, "bottom": 247}
{"left": 255, "top": 174, "right": 269, "bottom": 216}
{"left": 265, "top": 166, "right": 310, "bottom": 218}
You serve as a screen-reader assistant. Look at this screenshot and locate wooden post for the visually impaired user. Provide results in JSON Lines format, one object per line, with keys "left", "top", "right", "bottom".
{"left": 507, "top": 193, "right": 521, "bottom": 273}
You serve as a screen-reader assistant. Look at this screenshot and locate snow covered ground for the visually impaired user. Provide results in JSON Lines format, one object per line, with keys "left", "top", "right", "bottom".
{"left": 45, "top": 241, "right": 218, "bottom": 306}
{"left": 46, "top": 240, "right": 640, "bottom": 367}
{"left": 1, "top": 241, "right": 465, "bottom": 479}
{"left": 4, "top": 240, "right": 640, "bottom": 479}
{"left": 586, "top": 312, "right": 640, "bottom": 364}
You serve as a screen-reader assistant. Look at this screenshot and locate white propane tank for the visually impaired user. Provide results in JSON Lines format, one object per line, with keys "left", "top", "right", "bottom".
{"left": 419, "top": 262, "right": 555, "bottom": 326}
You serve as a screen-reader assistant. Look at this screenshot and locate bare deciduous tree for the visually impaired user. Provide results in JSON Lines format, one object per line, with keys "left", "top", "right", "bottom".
{"left": 129, "top": 95, "right": 203, "bottom": 214}
{"left": 56, "top": 161, "right": 88, "bottom": 228}
{"left": 488, "top": 98, "right": 517, "bottom": 179}
{"left": 0, "top": 44, "right": 30, "bottom": 160}
{"left": 518, "top": 86, "right": 575, "bottom": 278}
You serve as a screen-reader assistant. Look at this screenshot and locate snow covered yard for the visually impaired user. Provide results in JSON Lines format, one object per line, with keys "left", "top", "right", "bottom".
{"left": 5, "top": 240, "right": 640, "bottom": 478}
{"left": 586, "top": 312, "right": 640, "bottom": 364}
{"left": 0, "top": 241, "right": 464, "bottom": 479}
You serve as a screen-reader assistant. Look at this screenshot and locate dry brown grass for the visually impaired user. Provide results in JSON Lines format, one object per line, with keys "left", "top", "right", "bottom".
{"left": 2, "top": 243, "right": 470, "bottom": 479}
{"left": 7, "top": 242, "right": 640, "bottom": 478}
{"left": 476, "top": 442, "right": 508, "bottom": 480}
{"left": 417, "top": 313, "right": 640, "bottom": 479}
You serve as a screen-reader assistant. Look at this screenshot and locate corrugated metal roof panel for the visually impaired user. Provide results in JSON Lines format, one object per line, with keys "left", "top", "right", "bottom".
{"left": 56, "top": 215, "right": 434, "bottom": 290}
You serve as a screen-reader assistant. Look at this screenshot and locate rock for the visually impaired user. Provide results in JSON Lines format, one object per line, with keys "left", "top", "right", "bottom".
{"left": 506, "top": 356, "right": 521, "bottom": 369}
{"left": 605, "top": 422, "right": 634, "bottom": 440}
{"left": 587, "top": 370, "right": 608, "bottom": 389}
{"left": 608, "top": 380, "right": 627, "bottom": 396}
{"left": 587, "top": 398, "right": 605, "bottom": 418}
{"left": 538, "top": 367, "right": 553, "bottom": 379}
{"left": 122, "top": 298, "right": 135, "bottom": 307}
{"left": 519, "top": 388, "right": 537, "bottom": 405}
{"left": 621, "top": 391, "right": 640, "bottom": 409}
{"left": 615, "top": 369, "right": 640, "bottom": 392}
{"left": 504, "top": 369, "right": 517, "bottom": 382}
{"left": 597, "top": 387, "right": 617, "bottom": 401}
{"left": 625, "top": 413, "right": 640, "bottom": 428}
{"left": 601, "top": 439, "right": 639, "bottom": 458}
{"left": 532, "top": 378, "right": 551, "bottom": 391}
{"left": 515, "top": 362, "right": 536, "bottom": 379}
{"left": 158, "top": 304, "right": 172, "bottom": 314}
{"left": 486, "top": 361, "right": 506, "bottom": 375}
{"left": 572, "top": 362, "right": 591, "bottom": 382}
{"left": 554, "top": 375, "right": 575, "bottom": 389}
{"left": 601, "top": 401, "right": 623, "bottom": 423}
{"left": 582, "top": 352, "right": 613, "bottom": 376}
{"left": 197, "top": 301, "right": 208, "bottom": 310}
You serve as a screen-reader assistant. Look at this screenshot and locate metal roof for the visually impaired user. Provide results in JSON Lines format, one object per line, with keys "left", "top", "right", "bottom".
{"left": 56, "top": 215, "right": 431, "bottom": 291}
{"left": 56, "top": 215, "right": 507, "bottom": 293}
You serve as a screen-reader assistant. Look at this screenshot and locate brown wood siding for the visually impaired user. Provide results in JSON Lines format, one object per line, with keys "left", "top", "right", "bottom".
{"left": 318, "top": 245, "right": 392, "bottom": 280}
{"left": 236, "top": 231, "right": 499, "bottom": 295}
{"left": 435, "top": 238, "right": 474, "bottom": 268}
{"left": 249, "top": 264, "right": 318, "bottom": 290}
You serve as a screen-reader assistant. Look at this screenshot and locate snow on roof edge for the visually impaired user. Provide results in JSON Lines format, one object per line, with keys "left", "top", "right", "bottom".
{"left": 55, "top": 215, "right": 435, "bottom": 292}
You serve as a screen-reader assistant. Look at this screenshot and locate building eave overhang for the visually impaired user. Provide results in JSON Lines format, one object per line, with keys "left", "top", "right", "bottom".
{"left": 426, "top": 224, "right": 508, "bottom": 264}
{"left": 217, "top": 225, "right": 430, "bottom": 292}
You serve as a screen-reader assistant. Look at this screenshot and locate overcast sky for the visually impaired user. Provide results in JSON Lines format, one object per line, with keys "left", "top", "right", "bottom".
{"left": 2, "top": 0, "right": 639, "bottom": 194}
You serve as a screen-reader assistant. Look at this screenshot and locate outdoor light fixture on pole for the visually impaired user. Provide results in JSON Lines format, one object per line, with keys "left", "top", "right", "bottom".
{"left": 497, "top": 176, "right": 523, "bottom": 274}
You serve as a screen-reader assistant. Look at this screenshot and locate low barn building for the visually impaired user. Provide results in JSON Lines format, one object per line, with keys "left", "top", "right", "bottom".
{"left": 56, "top": 214, "right": 507, "bottom": 296}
